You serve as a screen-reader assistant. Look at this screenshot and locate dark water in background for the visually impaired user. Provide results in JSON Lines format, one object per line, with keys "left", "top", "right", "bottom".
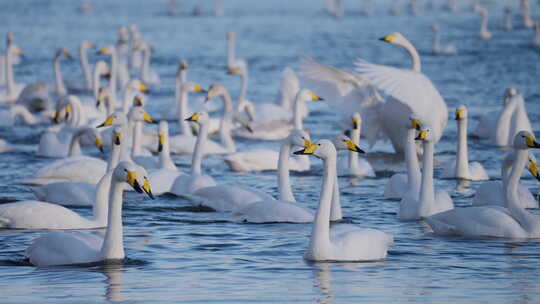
{"left": 2, "top": 0, "right": 540, "bottom": 302}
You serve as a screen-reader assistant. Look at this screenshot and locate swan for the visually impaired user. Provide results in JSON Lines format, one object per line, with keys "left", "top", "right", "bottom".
{"left": 223, "top": 89, "right": 324, "bottom": 173}
{"left": 384, "top": 115, "right": 422, "bottom": 199}
{"left": 133, "top": 42, "right": 160, "bottom": 86}
{"left": 490, "top": 89, "right": 532, "bottom": 147}
{"left": 473, "top": 88, "right": 522, "bottom": 140}
{"left": 226, "top": 32, "right": 236, "bottom": 69}
{"left": 355, "top": 33, "right": 448, "bottom": 153}
{"left": 398, "top": 127, "right": 454, "bottom": 221}
{"left": 275, "top": 67, "right": 302, "bottom": 115}
{"left": 521, "top": 0, "right": 534, "bottom": 29}
{"left": 26, "top": 162, "right": 154, "bottom": 267}
{"left": 32, "top": 127, "right": 123, "bottom": 206}
{"left": 441, "top": 105, "right": 489, "bottom": 181}
{"left": 115, "top": 27, "right": 131, "bottom": 90}
{"left": 475, "top": 6, "right": 492, "bottom": 40}
{"left": 0, "top": 36, "right": 21, "bottom": 85}
{"left": 66, "top": 41, "right": 96, "bottom": 93}
{"left": 0, "top": 42, "right": 25, "bottom": 103}
{"left": 148, "top": 121, "right": 183, "bottom": 195}
{"left": 0, "top": 104, "right": 48, "bottom": 126}
{"left": 431, "top": 24, "right": 457, "bottom": 55}
{"left": 337, "top": 112, "right": 375, "bottom": 177}
{"left": 52, "top": 48, "right": 73, "bottom": 98}
{"left": 533, "top": 23, "right": 540, "bottom": 49}
{"left": 502, "top": 7, "right": 513, "bottom": 31}
{"left": 426, "top": 131, "right": 540, "bottom": 238}
{"left": 170, "top": 112, "right": 217, "bottom": 196}
{"left": 295, "top": 139, "right": 393, "bottom": 261}
{"left": 473, "top": 150, "right": 540, "bottom": 209}
{"left": 25, "top": 127, "right": 106, "bottom": 185}
{"left": 97, "top": 45, "right": 120, "bottom": 109}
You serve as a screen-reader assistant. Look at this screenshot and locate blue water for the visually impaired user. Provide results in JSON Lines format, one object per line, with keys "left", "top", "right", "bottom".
{"left": 2, "top": 0, "right": 540, "bottom": 302}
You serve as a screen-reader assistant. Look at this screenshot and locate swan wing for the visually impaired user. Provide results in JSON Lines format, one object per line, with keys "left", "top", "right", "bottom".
{"left": 330, "top": 227, "right": 393, "bottom": 261}
{"left": 31, "top": 181, "right": 96, "bottom": 206}
{"left": 384, "top": 173, "right": 408, "bottom": 198}
{"left": 148, "top": 169, "right": 183, "bottom": 195}
{"left": 191, "top": 185, "right": 274, "bottom": 212}
{"left": 233, "top": 199, "right": 313, "bottom": 223}
{"left": 26, "top": 156, "right": 106, "bottom": 185}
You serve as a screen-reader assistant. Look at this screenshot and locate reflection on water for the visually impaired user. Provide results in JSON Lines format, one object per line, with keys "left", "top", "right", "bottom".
{"left": 100, "top": 264, "right": 125, "bottom": 303}
{"left": 313, "top": 263, "right": 334, "bottom": 304}
{"left": 454, "top": 179, "right": 472, "bottom": 194}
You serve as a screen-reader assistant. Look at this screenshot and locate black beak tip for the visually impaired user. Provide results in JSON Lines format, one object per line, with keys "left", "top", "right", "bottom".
{"left": 356, "top": 146, "right": 366, "bottom": 154}
{"left": 99, "top": 147, "right": 104, "bottom": 153}
{"left": 319, "top": 97, "right": 325, "bottom": 101}
{"left": 133, "top": 180, "right": 144, "bottom": 194}
{"left": 293, "top": 150, "right": 305, "bottom": 155}
{"left": 96, "top": 123, "right": 105, "bottom": 128}
{"left": 115, "top": 138, "right": 121, "bottom": 145}
{"left": 378, "top": 37, "right": 387, "bottom": 42}
{"left": 147, "top": 191, "right": 155, "bottom": 200}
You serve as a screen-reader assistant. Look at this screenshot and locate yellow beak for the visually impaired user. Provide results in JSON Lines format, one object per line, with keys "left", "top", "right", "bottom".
{"left": 143, "top": 112, "right": 156, "bottom": 124}
{"left": 186, "top": 112, "right": 200, "bottom": 122}
{"left": 307, "top": 91, "right": 324, "bottom": 101}
{"left": 95, "top": 138, "right": 104, "bottom": 153}
{"left": 138, "top": 82, "right": 148, "bottom": 93}
{"left": 97, "top": 115, "right": 115, "bottom": 128}
{"left": 294, "top": 142, "right": 317, "bottom": 155}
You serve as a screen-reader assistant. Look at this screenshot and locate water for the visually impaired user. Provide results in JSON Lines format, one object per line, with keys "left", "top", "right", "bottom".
{"left": 1, "top": 0, "right": 540, "bottom": 302}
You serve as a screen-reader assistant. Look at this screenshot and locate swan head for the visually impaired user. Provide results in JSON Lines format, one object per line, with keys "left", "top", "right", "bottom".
{"left": 157, "top": 121, "right": 169, "bottom": 152}
{"left": 408, "top": 114, "right": 422, "bottom": 130}
{"left": 128, "top": 79, "right": 149, "bottom": 93}
{"left": 55, "top": 48, "right": 72, "bottom": 60}
{"left": 183, "top": 82, "right": 206, "bottom": 94}
{"left": 351, "top": 113, "right": 361, "bottom": 129}
{"left": 96, "top": 87, "right": 110, "bottom": 108}
{"left": 205, "top": 84, "right": 228, "bottom": 102}
{"left": 112, "top": 126, "right": 123, "bottom": 146}
{"left": 526, "top": 153, "right": 540, "bottom": 181}
{"left": 455, "top": 105, "right": 468, "bottom": 121}
{"left": 415, "top": 127, "right": 435, "bottom": 142}
{"left": 514, "top": 131, "right": 540, "bottom": 150}
{"left": 178, "top": 60, "right": 188, "bottom": 72}
{"left": 97, "top": 111, "right": 128, "bottom": 128}
{"left": 128, "top": 107, "right": 156, "bottom": 124}
{"left": 504, "top": 88, "right": 518, "bottom": 104}
{"left": 293, "top": 139, "right": 336, "bottom": 159}
{"left": 8, "top": 44, "right": 23, "bottom": 56}
{"left": 114, "top": 161, "right": 154, "bottom": 199}
{"left": 95, "top": 60, "right": 110, "bottom": 77}
{"left": 332, "top": 134, "right": 365, "bottom": 153}
{"left": 227, "top": 59, "right": 247, "bottom": 76}
{"left": 379, "top": 32, "right": 409, "bottom": 47}
{"left": 185, "top": 112, "right": 209, "bottom": 126}
{"left": 80, "top": 41, "right": 96, "bottom": 50}
{"left": 298, "top": 89, "right": 324, "bottom": 102}
{"left": 132, "top": 94, "right": 146, "bottom": 107}
{"left": 288, "top": 129, "right": 311, "bottom": 149}
{"left": 82, "top": 128, "right": 105, "bottom": 153}
{"left": 97, "top": 45, "right": 116, "bottom": 56}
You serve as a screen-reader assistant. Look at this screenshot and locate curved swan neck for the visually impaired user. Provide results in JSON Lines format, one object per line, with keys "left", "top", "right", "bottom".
{"left": 494, "top": 97, "right": 517, "bottom": 146}
{"left": 121, "top": 86, "right": 133, "bottom": 115}
{"left": 405, "top": 128, "right": 421, "bottom": 190}
{"left": 293, "top": 94, "right": 304, "bottom": 130}
{"left": 5, "top": 46, "right": 14, "bottom": 98}
{"left": 348, "top": 126, "right": 360, "bottom": 173}
{"left": 278, "top": 142, "right": 295, "bottom": 202}
{"left": 219, "top": 111, "right": 235, "bottom": 152}
{"left": 93, "top": 63, "right": 104, "bottom": 100}
{"left": 141, "top": 47, "right": 150, "bottom": 81}
{"left": 330, "top": 174, "right": 342, "bottom": 221}
{"left": 100, "top": 178, "right": 126, "bottom": 260}
{"left": 227, "top": 33, "right": 236, "bottom": 67}
{"left": 191, "top": 122, "right": 208, "bottom": 175}
{"left": 159, "top": 133, "right": 176, "bottom": 170}
{"left": 67, "top": 128, "right": 85, "bottom": 157}
{"left": 239, "top": 69, "right": 248, "bottom": 103}
{"left": 131, "top": 120, "right": 142, "bottom": 156}
{"left": 109, "top": 52, "right": 118, "bottom": 106}
{"left": 400, "top": 38, "right": 422, "bottom": 72}
{"left": 309, "top": 151, "right": 337, "bottom": 252}
{"left": 456, "top": 118, "right": 470, "bottom": 178}
{"left": 418, "top": 140, "right": 434, "bottom": 215}
{"left": 93, "top": 172, "right": 113, "bottom": 225}
{"left": 80, "top": 46, "right": 92, "bottom": 90}
{"left": 178, "top": 87, "right": 192, "bottom": 136}
{"left": 54, "top": 55, "right": 67, "bottom": 97}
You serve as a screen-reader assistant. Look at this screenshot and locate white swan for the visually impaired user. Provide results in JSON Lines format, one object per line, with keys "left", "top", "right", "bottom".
{"left": 25, "top": 127, "right": 106, "bottom": 185}
{"left": 133, "top": 42, "right": 160, "bottom": 86}
{"left": 475, "top": 6, "right": 492, "bottom": 40}
{"left": 32, "top": 127, "right": 123, "bottom": 206}
{"left": 474, "top": 88, "right": 519, "bottom": 140}
{"left": 502, "top": 7, "right": 513, "bottom": 31}
{"left": 223, "top": 89, "right": 323, "bottom": 173}
{"left": 398, "top": 127, "right": 454, "bottom": 221}
{"left": 490, "top": 89, "right": 532, "bottom": 147}
{"left": 441, "top": 106, "right": 489, "bottom": 181}
{"left": 473, "top": 150, "right": 539, "bottom": 209}
{"left": 0, "top": 36, "right": 21, "bottom": 85}
{"left": 170, "top": 112, "right": 217, "bottom": 196}
{"left": 337, "top": 113, "right": 375, "bottom": 177}
{"left": 0, "top": 42, "right": 25, "bottom": 103}
{"left": 521, "top": 0, "right": 534, "bottom": 29}
{"left": 426, "top": 131, "right": 540, "bottom": 238}
{"left": 0, "top": 104, "right": 48, "bottom": 126}
{"left": 148, "top": 121, "right": 183, "bottom": 195}
{"left": 97, "top": 45, "right": 120, "bottom": 108}
{"left": 384, "top": 115, "right": 422, "bottom": 199}
{"left": 295, "top": 139, "right": 393, "bottom": 261}
{"left": 52, "top": 48, "right": 73, "bottom": 97}
{"left": 431, "top": 24, "right": 457, "bottom": 55}
{"left": 355, "top": 33, "right": 448, "bottom": 153}
{"left": 26, "top": 162, "right": 153, "bottom": 267}
{"left": 66, "top": 41, "right": 96, "bottom": 93}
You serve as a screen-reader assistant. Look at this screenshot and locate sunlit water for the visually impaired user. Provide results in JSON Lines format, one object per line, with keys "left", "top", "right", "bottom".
{"left": 1, "top": 0, "right": 540, "bottom": 302}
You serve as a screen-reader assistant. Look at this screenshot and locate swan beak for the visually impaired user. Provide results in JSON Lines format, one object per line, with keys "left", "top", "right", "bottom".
{"left": 134, "top": 95, "right": 144, "bottom": 107}
{"left": 179, "top": 61, "right": 188, "bottom": 70}
{"left": 308, "top": 91, "right": 324, "bottom": 101}
{"left": 158, "top": 135, "right": 164, "bottom": 152}
{"left": 345, "top": 139, "right": 365, "bottom": 153}
{"left": 53, "top": 111, "right": 61, "bottom": 124}
{"left": 114, "top": 132, "right": 121, "bottom": 145}
{"left": 103, "top": 71, "right": 111, "bottom": 80}
{"left": 95, "top": 138, "right": 104, "bottom": 153}
{"left": 352, "top": 117, "right": 360, "bottom": 129}
{"left": 97, "top": 115, "right": 115, "bottom": 128}
{"left": 227, "top": 67, "right": 239, "bottom": 75}
{"left": 410, "top": 118, "right": 421, "bottom": 130}
{"left": 525, "top": 136, "right": 540, "bottom": 148}
{"left": 186, "top": 112, "right": 200, "bottom": 122}
{"left": 143, "top": 112, "right": 157, "bottom": 124}
{"left": 194, "top": 84, "right": 206, "bottom": 93}
{"left": 415, "top": 129, "right": 428, "bottom": 140}
{"left": 97, "top": 48, "right": 110, "bottom": 55}
{"left": 379, "top": 33, "right": 395, "bottom": 42}
{"left": 63, "top": 50, "right": 73, "bottom": 59}
{"left": 142, "top": 177, "right": 155, "bottom": 199}
{"left": 294, "top": 142, "right": 317, "bottom": 155}
{"left": 138, "top": 82, "right": 149, "bottom": 93}
{"left": 127, "top": 171, "right": 143, "bottom": 193}
{"left": 529, "top": 160, "right": 540, "bottom": 181}
{"left": 242, "top": 122, "right": 254, "bottom": 133}
{"left": 455, "top": 108, "right": 465, "bottom": 121}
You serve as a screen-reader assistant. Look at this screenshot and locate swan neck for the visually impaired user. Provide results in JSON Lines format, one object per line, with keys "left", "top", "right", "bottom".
{"left": 159, "top": 134, "right": 176, "bottom": 170}
{"left": 5, "top": 46, "right": 14, "bottom": 97}
{"left": 278, "top": 143, "right": 295, "bottom": 202}
{"left": 227, "top": 35, "right": 236, "bottom": 67}
{"left": 67, "top": 130, "right": 83, "bottom": 157}
{"left": 54, "top": 56, "right": 67, "bottom": 97}
{"left": 309, "top": 152, "right": 336, "bottom": 253}
{"left": 191, "top": 122, "right": 208, "bottom": 175}
{"left": 108, "top": 141, "right": 122, "bottom": 171}
{"left": 405, "top": 128, "right": 421, "bottom": 190}
{"left": 131, "top": 120, "right": 142, "bottom": 156}
{"left": 456, "top": 118, "right": 470, "bottom": 178}
{"left": 330, "top": 174, "right": 342, "bottom": 221}
{"left": 481, "top": 13, "right": 489, "bottom": 32}
{"left": 93, "top": 172, "right": 113, "bottom": 225}
{"left": 141, "top": 48, "right": 150, "bottom": 81}
{"left": 80, "top": 46, "right": 92, "bottom": 90}
{"left": 121, "top": 86, "right": 133, "bottom": 114}
{"left": 402, "top": 39, "right": 421, "bottom": 72}
{"left": 293, "top": 95, "right": 304, "bottom": 130}
{"left": 348, "top": 127, "right": 360, "bottom": 173}
{"left": 100, "top": 179, "right": 125, "bottom": 260}
{"left": 239, "top": 70, "right": 248, "bottom": 103}
{"left": 418, "top": 140, "right": 434, "bottom": 215}
{"left": 178, "top": 88, "right": 192, "bottom": 136}
{"left": 219, "top": 112, "right": 235, "bottom": 152}
{"left": 109, "top": 52, "right": 118, "bottom": 106}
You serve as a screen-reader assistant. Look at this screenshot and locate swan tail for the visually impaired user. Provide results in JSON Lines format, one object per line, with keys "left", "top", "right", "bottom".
{"left": 0, "top": 217, "right": 11, "bottom": 228}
